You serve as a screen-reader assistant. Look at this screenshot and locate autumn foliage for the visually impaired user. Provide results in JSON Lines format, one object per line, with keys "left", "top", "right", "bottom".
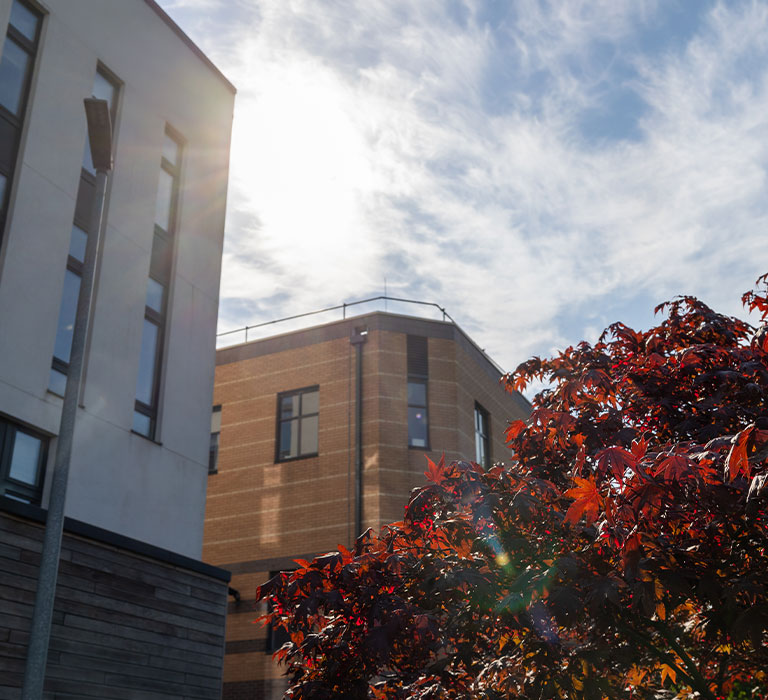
{"left": 256, "top": 275, "right": 768, "bottom": 699}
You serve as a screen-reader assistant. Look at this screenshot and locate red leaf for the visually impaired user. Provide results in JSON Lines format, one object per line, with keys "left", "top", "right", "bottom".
{"left": 337, "top": 544, "right": 354, "bottom": 564}
{"left": 630, "top": 436, "right": 648, "bottom": 460}
{"left": 572, "top": 444, "right": 586, "bottom": 479}
{"left": 726, "top": 426, "right": 753, "bottom": 481}
{"left": 655, "top": 454, "right": 693, "bottom": 482}
{"left": 596, "top": 446, "right": 637, "bottom": 481}
{"left": 564, "top": 477, "right": 603, "bottom": 527}
{"left": 424, "top": 453, "right": 447, "bottom": 484}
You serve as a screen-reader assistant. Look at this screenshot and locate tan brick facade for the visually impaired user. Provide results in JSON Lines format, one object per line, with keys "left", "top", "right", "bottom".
{"left": 203, "top": 312, "right": 531, "bottom": 698}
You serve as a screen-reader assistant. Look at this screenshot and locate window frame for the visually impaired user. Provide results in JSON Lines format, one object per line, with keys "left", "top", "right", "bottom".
{"left": 0, "top": 0, "right": 43, "bottom": 237}
{"left": 407, "top": 377, "right": 430, "bottom": 450}
{"left": 209, "top": 404, "right": 222, "bottom": 474}
{"left": 133, "top": 314, "right": 164, "bottom": 438}
{"left": 274, "top": 386, "right": 319, "bottom": 463}
{"left": 406, "top": 335, "right": 430, "bottom": 450}
{"left": 0, "top": 416, "right": 48, "bottom": 504}
{"left": 133, "top": 126, "right": 183, "bottom": 441}
{"left": 474, "top": 402, "right": 490, "bottom": 468}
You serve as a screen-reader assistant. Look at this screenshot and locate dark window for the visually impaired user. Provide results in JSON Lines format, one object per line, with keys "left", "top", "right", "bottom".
{"left": 0, "top": 36, "right": 32, "bottom": 115}
{"left": 133, "top": 127, "right": 183, "bottom": 439}
{"left": 407, "top": 335, "right": 429, "bottom": 449}
{"left": 407, "top": 335, "right": 428, "bottom": 376}
{"left": 0, "top": 416, "right": 48, "bottom": 504}
{"left": 474, "top": 403, "right": 490, "bottom": 468}
{"left": 0, "top": 0, "right": 42, "bottom": 237}
{"left": 209, "top": 405, "right": 221, "bottom": 474}
{"left": 276, "top": 387, "right": 319, "bottom": 461}
{"left": 49, "top": 66, "right": 120, "bottom": 396}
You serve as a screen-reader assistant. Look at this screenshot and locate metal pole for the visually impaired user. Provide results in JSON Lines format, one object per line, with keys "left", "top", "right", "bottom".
{"left": 354, "top": 341, "right": 363, "bottom": 536}
{"left": 21, "top": 167, "right": 109, "bottom": 699}
{"left": 350, "top": 330, "right": 366, "bottom": 537}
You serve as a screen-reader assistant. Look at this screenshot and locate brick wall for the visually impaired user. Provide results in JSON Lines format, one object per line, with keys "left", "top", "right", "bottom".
{"left": 206, "top": 312, "right": 531, "bottom": 697}
{"left": 0, "top": 500, "right": 228, "bottom": 700}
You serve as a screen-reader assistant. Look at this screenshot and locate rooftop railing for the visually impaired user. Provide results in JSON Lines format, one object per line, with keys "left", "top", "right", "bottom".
{"left": 216, "top": 296, "right": 457, "bottom": 347}
{"left": 216, "top": 296, "right": 511, "bottom": 378}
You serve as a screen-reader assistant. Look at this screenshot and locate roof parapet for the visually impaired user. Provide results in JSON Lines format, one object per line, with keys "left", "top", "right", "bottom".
{"left": 143, "top": 0, "right": 236, "bottom": 94}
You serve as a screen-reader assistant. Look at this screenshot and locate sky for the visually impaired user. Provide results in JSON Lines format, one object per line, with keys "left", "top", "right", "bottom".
{"left": 158, "top": 0, "right": 768, "bottom": 375}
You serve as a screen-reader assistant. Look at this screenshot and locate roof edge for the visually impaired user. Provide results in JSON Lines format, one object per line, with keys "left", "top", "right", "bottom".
{"left": 143, "top": 0, "right": 236, "bottom": 95}
{"left": 216, "top": 310, "right": 533, "bottom": 412}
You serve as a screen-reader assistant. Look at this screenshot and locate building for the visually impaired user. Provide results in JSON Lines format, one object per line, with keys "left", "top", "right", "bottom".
{"left": 0, "top": 0, "right": 235, "bottom": 696}
{"left": 205, "top": 310, "right": 532, "bottom": 699}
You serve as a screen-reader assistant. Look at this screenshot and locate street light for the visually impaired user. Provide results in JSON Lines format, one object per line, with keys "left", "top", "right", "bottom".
{"left": 21, "top": 99, "right": 112, "bottom": 700}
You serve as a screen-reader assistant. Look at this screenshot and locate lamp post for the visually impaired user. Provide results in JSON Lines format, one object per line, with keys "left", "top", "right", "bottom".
{"left": 21, "top": 98, "right": 112, "bottom": 699}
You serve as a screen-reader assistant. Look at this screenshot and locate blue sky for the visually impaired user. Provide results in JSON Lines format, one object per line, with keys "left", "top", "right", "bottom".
{"left": 159, "top": 0, "right": 768, "bottom": 374}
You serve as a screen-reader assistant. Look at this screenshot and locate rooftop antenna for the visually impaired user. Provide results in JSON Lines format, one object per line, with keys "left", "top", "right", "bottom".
{"left": 384, "top": 277, "right": 387, "bottom": 311}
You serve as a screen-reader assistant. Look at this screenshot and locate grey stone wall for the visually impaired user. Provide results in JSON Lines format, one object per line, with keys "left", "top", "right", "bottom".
{"left": 0, "top": 500, "right": 229, "bottom": 699}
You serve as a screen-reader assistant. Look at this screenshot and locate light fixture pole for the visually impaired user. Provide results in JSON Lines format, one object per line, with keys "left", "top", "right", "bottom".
{"left": 21, "top": 98, "right": 112, "bottom": 699}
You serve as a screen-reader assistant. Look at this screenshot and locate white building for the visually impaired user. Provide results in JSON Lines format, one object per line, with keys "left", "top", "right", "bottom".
{"left": 0, "top": 2, "right": 236, "bottom": 696}
{"left": 0, "top": 0, "right": 234, "bottom": 558}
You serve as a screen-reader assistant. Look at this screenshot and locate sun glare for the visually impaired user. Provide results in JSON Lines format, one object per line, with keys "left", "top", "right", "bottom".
{"left": 230, "top": 61, "right": 377, "bottom": 266}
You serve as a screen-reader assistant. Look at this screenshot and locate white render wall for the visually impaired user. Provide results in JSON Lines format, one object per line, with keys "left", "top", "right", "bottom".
{"left": 0, "top": 0, "right": 235, "bottom": 557}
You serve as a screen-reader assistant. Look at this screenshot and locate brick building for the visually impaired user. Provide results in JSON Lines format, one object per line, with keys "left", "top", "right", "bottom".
{"left": 204, "top": 310, "right": 531, "bottom": 699}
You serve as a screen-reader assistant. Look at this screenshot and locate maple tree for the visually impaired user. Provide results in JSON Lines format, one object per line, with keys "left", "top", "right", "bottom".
{"left": 256, "top": 275, "right": 768, "bottom": 699}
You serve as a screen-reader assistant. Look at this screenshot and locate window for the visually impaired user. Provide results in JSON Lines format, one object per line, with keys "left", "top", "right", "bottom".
{"left": 0, "top": 415, "right": 47, "bottom": 504}
{"left": 474, "top": 403, "right": 490, "bottom": 468}
{"left": 276, "top": 387, "right": 318, "bottom": 461}
{"left": 49, "top": 67, "right": 120, "bottom": 395}
{"left": 133, "top": 127, "right": 183, "bottom": 439}
{"left": 209, "top": 405, "right": 221, "bottom": 474}
{"left": 0, "top": 0, "right": 42, "bottom": 237}
{"left": 407, "top": 379, "right": 429, "bottom": 448}
{"left": 407, "top": 335, "right": 429, "bottom": 449}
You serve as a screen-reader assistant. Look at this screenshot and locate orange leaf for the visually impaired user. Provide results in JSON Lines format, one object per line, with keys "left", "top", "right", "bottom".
{"left": 660, "top": 663, "right": 677, "bottom": 685}
{"left": 564, "top": 477, "right": 603, "bottom": 527}
{"left": 505, "top": 419, "right": 527, "bottom": 442}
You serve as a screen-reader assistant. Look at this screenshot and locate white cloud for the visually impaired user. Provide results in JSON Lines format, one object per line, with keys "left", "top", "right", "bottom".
{"left": 160, "top": 0, "right": 768, "bottom": 372}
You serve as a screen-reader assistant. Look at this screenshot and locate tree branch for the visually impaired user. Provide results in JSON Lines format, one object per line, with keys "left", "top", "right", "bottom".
{"left": 647, "top": 619, "right": 716, "bottom": 700}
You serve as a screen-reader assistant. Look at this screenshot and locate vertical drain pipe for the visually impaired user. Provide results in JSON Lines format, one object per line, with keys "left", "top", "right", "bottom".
{"left": 350, "top": 327, "right": 367, "bottom": 537}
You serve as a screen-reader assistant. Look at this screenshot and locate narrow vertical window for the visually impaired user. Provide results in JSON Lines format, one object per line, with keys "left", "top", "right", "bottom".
{"left": 407, "top": 335, "right": 429, "bottom": 448}
{"left": 0, "top": 0, "right": 42, "bottom": 236}
{"left": 0, "top": 416, "right": 48, "bottom": 504}
{"left": 276, "top": 387, "right": 319, "bottom": 461}
{"left": 133, "top": 127, "right": 182, "bottom": 439}
{"left": 209, "top": 405, "right": 222, "bottom": 474}
{"left": 474, "top": 403, "right": 490, "bottom": 468}
{"left": 49, "top": 67, "right": 119, "bottom": 395}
